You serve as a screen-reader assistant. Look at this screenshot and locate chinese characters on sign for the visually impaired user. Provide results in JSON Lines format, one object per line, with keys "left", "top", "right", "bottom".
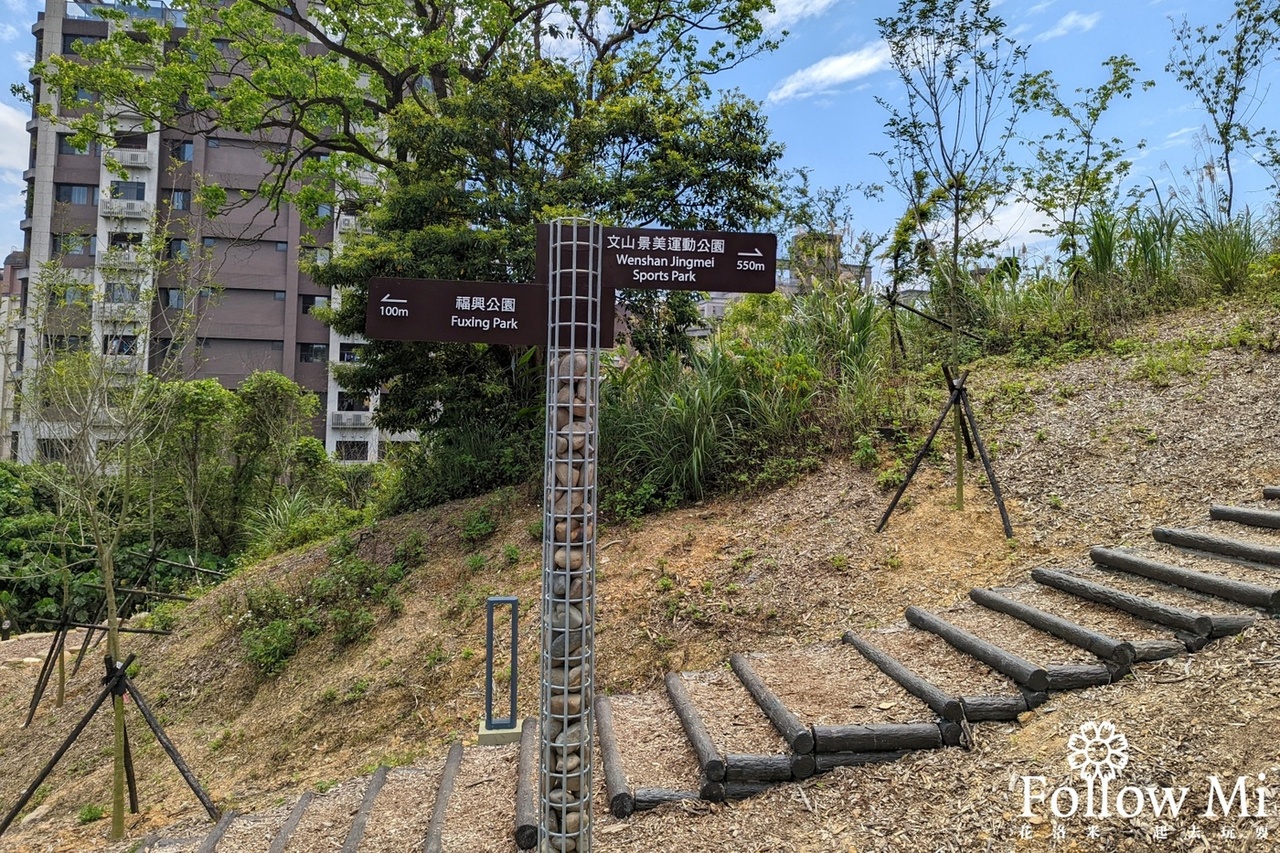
{"left": 601, "top": 227, "right": 777, "bottom": 292}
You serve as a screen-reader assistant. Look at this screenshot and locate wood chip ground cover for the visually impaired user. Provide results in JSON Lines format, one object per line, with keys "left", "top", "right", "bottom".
{"left": 680, "top": 668, "right": 789, "bottom": 756}
{"left": 743, "top": 641, "right": 936, "bottom": 726}
{"left": 357, "top": 764, "right": 444, "bottom": 852}
{"left": 280, "top": 777, "right": 366, "bottom": 851}
{"left": 436, "top": 744, "right": 519, "bottom": 852}
{"left": 865, "top": 624, "right": 1021, "bottom": 698}
{"left": 938, "top": 601, "right": 1103, "bottom": 667}
{"left": 606, "top": 692, "right": 701, "bottom": 791}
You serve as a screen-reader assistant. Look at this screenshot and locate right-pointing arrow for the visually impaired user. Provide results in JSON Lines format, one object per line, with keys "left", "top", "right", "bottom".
{"left": 737, "top": 248, "right": 763, "bottom": 257}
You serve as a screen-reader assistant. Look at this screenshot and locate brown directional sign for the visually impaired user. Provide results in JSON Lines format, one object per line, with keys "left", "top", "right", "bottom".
{"left": 536, "top": 224, "right": 777, "bottom": 293}
{"left": 601, "top": 227, "right": 777, "bottom": 292}
{"left": 364, "top": 277, "right": 617, "bottom": 346}
{"left": 365, "top": 278, "right": 547, "bottom": 346}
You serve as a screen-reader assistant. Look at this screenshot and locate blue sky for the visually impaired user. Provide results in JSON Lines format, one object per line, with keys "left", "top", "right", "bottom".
{"left": 0, "top": 0, "right": 1273, "bottom": 274}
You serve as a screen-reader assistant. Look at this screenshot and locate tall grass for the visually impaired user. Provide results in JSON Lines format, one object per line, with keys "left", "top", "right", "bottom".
{"left": 1181, "top": 208, "right": 1263, "bottom": 297}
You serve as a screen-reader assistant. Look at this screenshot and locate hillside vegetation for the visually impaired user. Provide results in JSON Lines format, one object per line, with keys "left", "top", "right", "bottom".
{"left": 0, "top": 298, "right": 1277, "bottom": 850}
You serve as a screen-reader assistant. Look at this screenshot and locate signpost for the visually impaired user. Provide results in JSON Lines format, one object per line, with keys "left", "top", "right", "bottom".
{"left": 364, "top": 220, "right": 775, "bottom": 853}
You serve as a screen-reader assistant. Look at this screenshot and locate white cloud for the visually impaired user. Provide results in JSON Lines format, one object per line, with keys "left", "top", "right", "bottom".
{"left": 0, "top": 23, "right": 17, "bottom": 42}
{"left": 1027, "top": 0, "right": 1057, "bottom": 14}
{"left": 0, "top": 101, "right": 28, "bottom": 174}
{"left": 767, "top": 41, "right": 892, "bottom": 103}
{"left": 760, "top": 0, "right": 840, "bottom": 31}
{"left": 1036, "top": 10, "right": 1101, "bottom": 41}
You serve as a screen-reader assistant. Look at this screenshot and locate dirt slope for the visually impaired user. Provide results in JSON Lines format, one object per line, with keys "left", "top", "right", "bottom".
{"left": 1, "top": 299, "right": 1277, "bottom": 852}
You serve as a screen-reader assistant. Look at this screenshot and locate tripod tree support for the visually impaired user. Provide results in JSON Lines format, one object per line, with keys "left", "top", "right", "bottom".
{"left": 0, "top": 653, "right": 218, "bottom": 840}
{"left": 876, "top": 370, "right": 1013, "bottom": 539}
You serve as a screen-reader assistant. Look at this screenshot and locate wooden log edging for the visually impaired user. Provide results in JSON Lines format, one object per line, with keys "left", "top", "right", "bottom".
{"left": 195, "top": 810, "right": 237, "bottom": 853}
{"left": 633, "top": 788, "right": 700, "bottom": 811}
{"left": 1129, "top": 639, "right": 1188, "bottom": 661}
{"left": 728, "top": 653, "right": 815, "bottom": 755}
{"left": 1045, "top": 664, "right": 1115, "bottom": 690}
{"left": 266, "top": 792, "right": 314, "bottom": 853}
{"left": 841, "top": 630, "right": 962, "bottom": 722}
{"left": 664, "top": 673, "right": 726, "bottom": 782}
{"left": 1207, "top": 613, "right": 1256, "bottom": 639}
{"left": 594, "top": 698, "right": 635, "bottom": 819}
{"left": 1091, "top": 546, "right": 1280, "bottom": 614}
{"left": 969, "top": 588, "right": 1136, "bottom": 668}
{"left": 814, "top": 750, "right": 912, "bottom": 773}
{"left": 1210, "top": 504, "right": 1280, "bottom": 531}
{"left": 1031, "top": 568, "right": 1213, "bottom": 637}
{"left": 811, "top": 722, "right": 942, "bottom": 754}
{"left": 1153, "top": 527, "right": 1280, "bottom": 568}
{"left": 515, "top": 718, "right": 539, "bottom": 849}
{"left": 340, "top": 766, "right": 389, "bottom": 853}
{"left": 724, "top": 754, "right": 792, "bottom": 784}
{"left": 959, "top": 695, "right": 1028, "bottom": 722}
{"left": 1264, "top": 487, "right": 1280, "bottom": 501}
{"left": 422, "top": 742, "right": 464, "bottom": 853}
{"left": 904, "top": 606, "right": 1049, "bottom": 692}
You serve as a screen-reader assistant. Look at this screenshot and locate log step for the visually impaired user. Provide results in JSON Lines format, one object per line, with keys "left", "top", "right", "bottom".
{"left": 515, "top": 718, "right": 539, "bottom": 849}
{"left": 664, "top": 672, "right": 726, "bottom": 782}
{"left": 594, "top": 698, "right": 635, "bottom": 820}
{"left": 728, "top": 653, "right": 815, "bottom": 755}
{"left": 1154, "top": 527, "right": 1280, "bottom": 568}
{"left": 1264, "top": 487, "right": 1280, "bottom": 500}
{"left": 422, "top": 742, "right": 464, "bottom": 853}
{"left": 266, "top": 792, "right": 313, "bottom": 853}
{"left": 811, "top": 722, "right": 943, "bottom": 754}
{"left": 841, "top": 629, "right": 962, "bottom": 722}
{"left": 194, "top": 811, "right": 237, "bottom": 853}
{"left": 1032, "top": 568, "right": 1215, "bottom": 644}
{"left": 339, "top": 765, "right": 389, "bottom": 853}
{"left": 904, "top": 605, "right": 1049, "bottom": 692}
{"left": 1045, "top": 663, "right": 1115, "bottom": 690}
{"left": 1062, "top": 566, "right": 1257, "bottom": 640}
{"left": 814, "top": 750, "right": 912, "bottom": 773}
{"left": 1092, "top": 547, "right": 1280, "bottom": 614}
{"left": 1210, "top": 504, "right": 1280, "bottom": 530}
{"left": 969, "top": 587, "right": 1136, "bottom": 669}
{"left": 633, "top": 788, "right": 700, "bottom": 811}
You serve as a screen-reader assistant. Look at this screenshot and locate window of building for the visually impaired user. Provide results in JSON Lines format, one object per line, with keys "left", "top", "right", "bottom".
{"left": 56, "top": 134, "right": 99, "bottom": 156}
{"left": 299, "top": 343, "right": 328, "bottom": 363}
{"left": 170, "top": 139, "right": 194, "bottom": 162}
{"left": 206, "top": 137, "right": 220, "bottom": 148}
{"left": 55, "top": 184, "right": 98, "bottom": 206}
{"left": 38, "top": 438, "right": 72, "bottom": 462}
{"left": 109, "top": 180, "right": 147, "bottom": 201}
{"left": 106, "top": 281, "right": 139, "bottom": 303}
{"left": 275, "top": 241, "right": 288, "bottom": 252}
{"left": 339, "top": 342, "right": 361, "bottom": 363}
{"left": 201, "top": 236, "right": 217, "bottom": 248}
{"left": 166, "top": 189, "right": 190, "bottom": 210}
{"left": 270, "top": 340, "right": 283, "bottom": 350}
{"left": 167, "top": 239, "right": 189, "bottom": 260}
{"left": 337, "top": 392, "right": 369, "bottom": 412}
{"left": 9, "top": 433, "right": 17, "bottom": 459}
{"left": 52, "top": 234, "right": 95, "bottom": 256}
{"left": 104, "top": 334, "right": 138, "bottom": 355}
{"left": 72, "top": 87, "right": 99, "bottom": 105}
{"left": 43, "top": 334, "right": 86, "bottom": 352}
{"left": 335, "top": 440, "right": 369, "bottom": 462}
{"left": 109, "top": 232, "right": 142, "bottom": 248}
{"left": 300, "top": 246, "right": 331, "bottom": 265}
{"left": 212, "top": 38, "right": 231, "bottom": 51}
{"left": 113, "top": 132, "right": 147, "bottom": 150}
{"left": 273, "top": 291, "right": 286, "bottom": 301}
{"left": 301, "top": 295, "right": 329, "bottom": 314}
{"left": 160, "top": 288, "right": 184, "bottom": 309}
{"left": 62, "top": 33, "right": 103, "bottom": 54}
{"left": 316, "top": 203, "right": 332, "bottom": 219}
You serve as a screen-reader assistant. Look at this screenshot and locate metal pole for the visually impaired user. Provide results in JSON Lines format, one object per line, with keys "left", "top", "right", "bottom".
{"left": 540, "top": 218, "right": 602, "bottom": 851}
{"left": 485, "top": 596, "right": 519, "bottom": 730}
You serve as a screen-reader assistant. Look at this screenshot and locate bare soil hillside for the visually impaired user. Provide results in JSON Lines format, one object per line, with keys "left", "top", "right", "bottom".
{"left": 1, "top": 300, "right": 1277, "bottom": 852}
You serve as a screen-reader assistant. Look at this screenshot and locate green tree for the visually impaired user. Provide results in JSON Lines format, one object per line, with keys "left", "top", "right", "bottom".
{"left": 1015, "top": 56, "right": 1153, "bottom": 284}
{"left": 875, "top": 0, "right": 1028, "bottom": 509}
{"left": 1167, "top": 0, "right": 1280, "bottom": 216}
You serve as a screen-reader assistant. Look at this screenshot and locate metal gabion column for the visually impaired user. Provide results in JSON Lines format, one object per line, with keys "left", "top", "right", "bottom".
{"left": 540, "top": 218, "right": 602, "bottom": 852}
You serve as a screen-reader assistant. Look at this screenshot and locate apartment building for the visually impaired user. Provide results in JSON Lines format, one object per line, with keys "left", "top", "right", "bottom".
{"left": 7, "top": 0, "right": 406, "bottom": 464}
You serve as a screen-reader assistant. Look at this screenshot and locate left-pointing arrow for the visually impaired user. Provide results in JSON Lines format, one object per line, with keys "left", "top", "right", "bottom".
{"left": 381, "top": 293, "right": 409, "bottom": 304}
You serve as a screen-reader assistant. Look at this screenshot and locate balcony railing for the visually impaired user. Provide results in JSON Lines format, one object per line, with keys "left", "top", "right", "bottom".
{"left": 101, "top": 199, "right": 154, "bottom": 220}
{"left": 104, "top": 148, "right": 154, "bottom": 170}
